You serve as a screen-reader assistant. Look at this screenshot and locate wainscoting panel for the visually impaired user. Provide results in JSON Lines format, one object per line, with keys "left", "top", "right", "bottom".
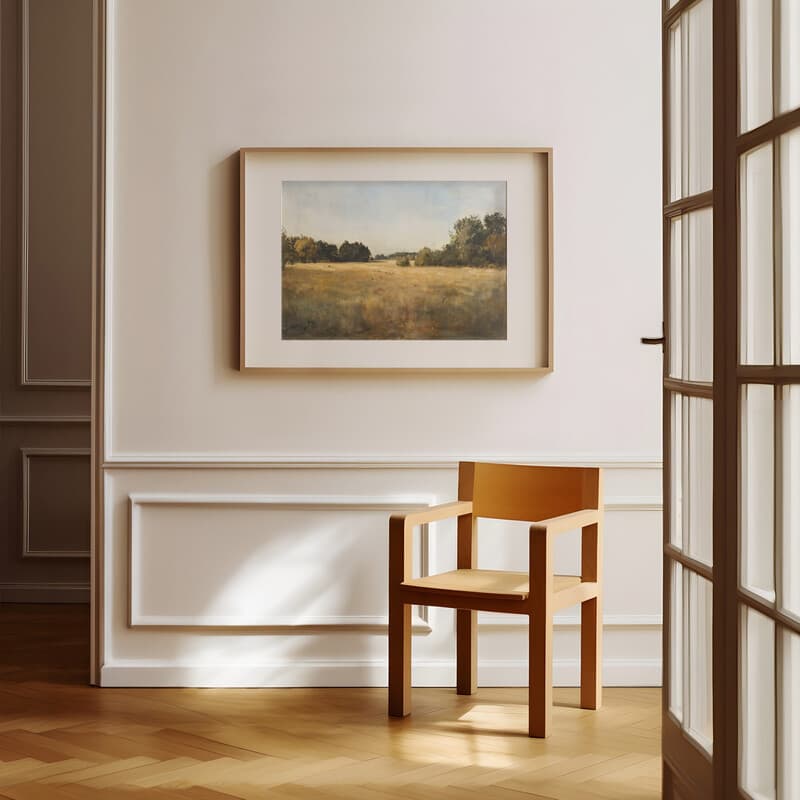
{"left": 0, "top": 0, "right": 92, "bottom": 604}
{"left": 20, "top": 0, "right": 92, "bottom": 386}
{"left": 102, "top": 462, "right": 662, "bottom": 687}
{"left": 128, "top": 493, "right": 432, "bottom": 630}
{"left": 0, "top": 427, "right": 90, "bottom": 600}
{"left": 23, "top": 448, "right": 91, "bottom": 557}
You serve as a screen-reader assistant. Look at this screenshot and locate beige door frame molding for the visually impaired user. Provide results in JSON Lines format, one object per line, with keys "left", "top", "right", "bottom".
{"left": 89, "top": 0, "right": 107, "bottom": 686}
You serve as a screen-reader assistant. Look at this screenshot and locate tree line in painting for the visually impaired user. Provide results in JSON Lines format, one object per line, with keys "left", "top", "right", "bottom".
{"left": 282, "top": 212, "right": 507, "bottom": 269}
{"left": 282, "top": 233, "right": 371, "bottom": 267}
{"left": 414, "top": 212, "right": 506, "bottom": 268}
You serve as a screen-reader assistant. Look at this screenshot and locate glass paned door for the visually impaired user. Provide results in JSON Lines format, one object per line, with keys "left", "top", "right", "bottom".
{"left": 662, "top": 0, "right": 715, "bottom": 796}
{"left": 737, "top": 0, "right": 800, "bottom": 795}
{"left": 663, "top": 1, "right": 800, "bottom": 796}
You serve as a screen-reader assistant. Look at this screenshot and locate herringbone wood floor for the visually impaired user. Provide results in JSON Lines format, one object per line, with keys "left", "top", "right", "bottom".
{"left": 0, "top": 605, "right": 660, "bottom": 799}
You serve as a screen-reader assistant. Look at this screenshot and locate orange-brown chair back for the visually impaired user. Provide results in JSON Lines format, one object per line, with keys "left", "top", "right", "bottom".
{"left": 457, "top": 461, "right": 601, "bottom": 522}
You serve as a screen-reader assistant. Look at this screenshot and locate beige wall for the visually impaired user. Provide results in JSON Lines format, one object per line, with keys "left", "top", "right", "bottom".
{"left": 0, "top": 0, "right": 93, "bottom": 602}
{"left": 100, "top": 0, "right": 664, "bottom": 687}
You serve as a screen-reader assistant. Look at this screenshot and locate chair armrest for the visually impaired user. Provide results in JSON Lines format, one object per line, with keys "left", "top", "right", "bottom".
{"left": 529, "top": 508, "right": 601, "bottom": 538}
{"left": 389, "top": 501, "right": 473, "bottom": 585}
{"left": 390, "top": 501, "right": 473, "bottom": 533}
{"left": 528, "top": 509, "right": 604, "bottom": 595}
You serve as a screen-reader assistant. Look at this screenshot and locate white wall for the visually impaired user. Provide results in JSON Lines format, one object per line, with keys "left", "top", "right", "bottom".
{"left": 101, "top": 0, "right": 663, "bottom": 687}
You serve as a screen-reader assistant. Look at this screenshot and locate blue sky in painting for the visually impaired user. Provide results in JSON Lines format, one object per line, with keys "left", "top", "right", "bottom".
{"left": 282, "top": 181, "right": 506, "bottom": 255}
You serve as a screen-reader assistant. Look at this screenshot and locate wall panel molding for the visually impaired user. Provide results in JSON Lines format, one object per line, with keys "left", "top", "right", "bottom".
{"left": 124, "top": 487, "right": 660, "bottom": 634}
{"left": 0, "top": 582, "right": 89, "bottom": 603}
{"left": 603, "top": 496, "right": 662, "bottom": 511}
{"left": 482, "top": 613, "right": 663, "bottom": 628}
{"left": 19, "top": 0, "right": 92, "bottom": 388}
{"left": 104, "top": 455, "right": 663, "bottom": 470}
{"left": 128, "top": 492, "right": 434, "bottom": 631}
{"left": 22, "top": 447, "right": 91, "bottom": 557}
{"left": 0, "top": 415, "right": 91, "bottom": 424}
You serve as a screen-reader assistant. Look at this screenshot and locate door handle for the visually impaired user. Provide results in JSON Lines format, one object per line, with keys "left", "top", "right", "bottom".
{"left": 641, "top": 322, "right": 665, "bottom": 348}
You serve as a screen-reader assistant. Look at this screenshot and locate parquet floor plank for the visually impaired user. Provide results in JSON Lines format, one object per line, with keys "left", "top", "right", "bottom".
{"left": 0, "top": 758, "right": 90, "bottom": 787}
{"left": 149, "top": 730, "right": 265, "bottom": 762}
{"left": 0, "top": 733, "right": 102, "bottom": 765}
{"left": 132, "top": 757, "right": 253, "bottom": 788}
{"left": 0, "top": 746, "right": 30, "bottom": 762}
{"left": 39, "top": 756, "right": 159, "bottom": 784}
{"left": 0, "top": 783, "right": 83, "bottom": 800}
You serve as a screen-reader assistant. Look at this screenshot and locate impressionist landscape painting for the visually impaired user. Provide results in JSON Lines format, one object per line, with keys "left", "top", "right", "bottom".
{"left": 281, "top": 181, "right": 507, "bottom": 340}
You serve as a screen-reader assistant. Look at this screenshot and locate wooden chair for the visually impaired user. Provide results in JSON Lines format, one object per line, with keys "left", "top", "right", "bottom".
{"left": 388, "top": 461, "right": 603, "bottom": 738}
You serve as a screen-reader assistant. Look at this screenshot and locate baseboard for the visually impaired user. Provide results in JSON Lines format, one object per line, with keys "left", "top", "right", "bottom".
{"left": 0, "top": 582, "right": 90, "bottom": 603}
{"left": 101, "top": 658, "right": 662, "bottom": 688}
{"left": 477, "top": 658, "right": 662, "bottom": 687}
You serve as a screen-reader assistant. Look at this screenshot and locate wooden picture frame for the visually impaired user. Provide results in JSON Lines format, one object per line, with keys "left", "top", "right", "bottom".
{"left": 239, "top": 147, "right": 553, "bottom": 372}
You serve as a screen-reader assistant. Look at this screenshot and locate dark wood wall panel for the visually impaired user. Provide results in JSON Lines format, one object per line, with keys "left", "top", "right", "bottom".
{"left": 0, "top": 0, "right": 92, "bottom": 603}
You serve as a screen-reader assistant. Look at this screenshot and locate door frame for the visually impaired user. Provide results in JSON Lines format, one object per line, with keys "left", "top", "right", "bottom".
{"left": 89, "top": 0, "right": 107, "bottom": 687}
{"left": 711, "top": 0, "right": 738, "bottom": 797}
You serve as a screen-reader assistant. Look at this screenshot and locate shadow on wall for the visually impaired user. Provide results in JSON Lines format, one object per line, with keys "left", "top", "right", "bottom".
{"left": 208, "top": 153, "right": 240, "bottom": 373}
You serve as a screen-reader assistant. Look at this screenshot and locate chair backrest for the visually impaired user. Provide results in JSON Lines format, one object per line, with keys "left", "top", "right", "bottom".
{"left": 457, "top": 461, "right": 602, "bottom": 522}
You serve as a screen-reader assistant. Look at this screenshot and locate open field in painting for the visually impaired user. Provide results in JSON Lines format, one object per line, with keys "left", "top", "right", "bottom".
{"left": 282, "top": 260, "right": 507, "bottom": 340}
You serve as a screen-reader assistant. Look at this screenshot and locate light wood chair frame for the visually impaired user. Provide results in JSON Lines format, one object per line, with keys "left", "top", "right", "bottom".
{"left": 388, "top": 461, "right": 603, "bottom": 738}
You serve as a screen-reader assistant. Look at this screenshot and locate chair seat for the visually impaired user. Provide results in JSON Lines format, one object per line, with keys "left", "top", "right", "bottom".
{"left": 401, "top": 569, "right": 582, "bottom": 601}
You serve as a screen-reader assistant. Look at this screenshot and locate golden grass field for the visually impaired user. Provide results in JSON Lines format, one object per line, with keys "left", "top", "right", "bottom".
{"left": 282, "top": 260, "right": 507, "bottom": 340}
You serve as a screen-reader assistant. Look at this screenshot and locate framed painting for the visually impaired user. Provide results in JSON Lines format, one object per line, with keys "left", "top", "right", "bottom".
{"left": 239, "top": 147, "right": 552, "bottom": 371}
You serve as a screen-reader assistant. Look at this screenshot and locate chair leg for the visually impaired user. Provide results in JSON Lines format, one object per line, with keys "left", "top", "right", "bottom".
{"left": 528, "top": 609, "right": 552, "bottom": 737}
{"left": 580, "top": 596, "right": 602, "bottom": 710}
{"left": 388, "top": 599, "right": 411, "bottom": 717}
{"left": 456, "top": 609, "right": 477, "bottom": 695}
